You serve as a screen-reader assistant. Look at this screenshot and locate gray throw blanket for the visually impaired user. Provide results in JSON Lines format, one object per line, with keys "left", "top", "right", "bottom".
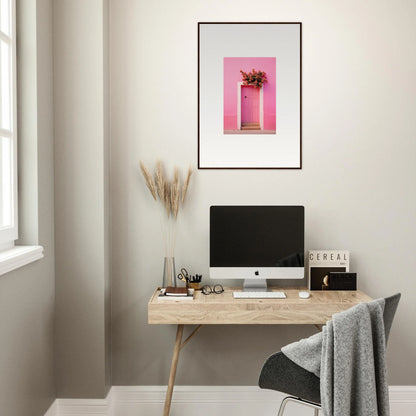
{"left": 282, "top": 299, "right": 389, "bottom": 416}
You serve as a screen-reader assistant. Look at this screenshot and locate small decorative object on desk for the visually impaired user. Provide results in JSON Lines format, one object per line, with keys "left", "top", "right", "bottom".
{"left": 177, "top": 267, "right": 190, "bottom": 286}
{"left": 188, "top": 274, "right": 202, "bottom": 290}
{"left": 201, "top": 284, "right": 224, "bottom": 295}
{"left": 158, "top": 287, "right": 195, "bottom": 301}
{"left": 165, "top": 286, "right": 188, "bottom": 296}
{"left": 328, "top": 272, "right": 357, "bottom": 290}
{"left": 163, "top": 257, "right": 176, "bottom": 289}
{"left": 177, "top": 267, "right": 202, "bottom": 290}
{"left": 308, "top": 250, "right": 350, "bottom": 290}
{"left": 139, "top": 161, "right": 193, "bottom": 288}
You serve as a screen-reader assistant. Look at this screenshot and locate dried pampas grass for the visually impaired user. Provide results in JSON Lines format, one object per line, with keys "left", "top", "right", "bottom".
{"left": 164, "top": 181, "right": 171, "bottom": 217}
{"left": 139, "top": 161, "right": 193, "bottom": 257}
{"left": 155, "top": 161, "right": 166, "bottom": 202}
{"left": 139, "top": 161, "right": 157, "bottom": 200}
{"left": 171, "top": 168, "right": 180, "bottom": 219}
{"left": 181, "top": 167, "right": 192, "bottom": 205}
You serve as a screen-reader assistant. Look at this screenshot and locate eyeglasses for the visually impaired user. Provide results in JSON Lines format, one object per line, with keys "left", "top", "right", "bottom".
{"left": 201, "top": 284, "right": 224, "bottom": 295}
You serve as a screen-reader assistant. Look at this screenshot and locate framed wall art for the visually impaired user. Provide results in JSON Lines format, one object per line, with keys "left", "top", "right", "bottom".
{"left": 198, "top": 22, "right": 302, "bottom": 169}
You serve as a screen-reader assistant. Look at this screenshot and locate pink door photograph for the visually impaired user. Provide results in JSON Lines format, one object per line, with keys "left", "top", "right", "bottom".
{"left": 223, "top": 57, "right": 276, "bottom": 135}
{"left": 241, "top": 86, "right": 260, "bottom": 130}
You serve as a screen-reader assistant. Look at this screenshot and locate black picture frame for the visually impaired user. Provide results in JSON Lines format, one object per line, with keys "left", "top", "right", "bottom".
{"left": 198, "top": 22, "right": 302, "bottom": 170}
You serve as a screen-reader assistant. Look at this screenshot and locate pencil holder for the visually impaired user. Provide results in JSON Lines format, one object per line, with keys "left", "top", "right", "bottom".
{"left": 189, "top": 282, "right": 200, "bottom": 290}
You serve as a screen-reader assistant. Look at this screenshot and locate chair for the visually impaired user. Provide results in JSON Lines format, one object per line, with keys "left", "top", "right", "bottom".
{"left": 258, "top": 293, "right": 401, "bottom": 416}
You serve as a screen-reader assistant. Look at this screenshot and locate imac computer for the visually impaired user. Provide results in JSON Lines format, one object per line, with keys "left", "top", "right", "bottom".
{"left": 210, "top": 206, "right": 304, "bottom": 295}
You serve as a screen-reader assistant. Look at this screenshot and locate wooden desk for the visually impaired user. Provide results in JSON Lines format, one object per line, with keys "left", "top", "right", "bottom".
{"left": 148, "top": 287, "right": 372, "bottom": 416}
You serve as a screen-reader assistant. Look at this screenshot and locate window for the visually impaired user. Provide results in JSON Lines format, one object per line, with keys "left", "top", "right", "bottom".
{"left": 0, "top": 0, "right": 43, "bottom": 275}
{"left": 0, "top": 0, "right": 16, "bottom": 249}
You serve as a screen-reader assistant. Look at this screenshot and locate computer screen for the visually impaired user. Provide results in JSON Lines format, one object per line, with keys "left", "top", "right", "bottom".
{"left": 210, "top": 206, "right": 304, "bottom": 285}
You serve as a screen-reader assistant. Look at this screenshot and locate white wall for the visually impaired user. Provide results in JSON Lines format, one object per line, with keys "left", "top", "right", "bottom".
{"left": 110, "top": 0, "right": 416, "bottom": 386}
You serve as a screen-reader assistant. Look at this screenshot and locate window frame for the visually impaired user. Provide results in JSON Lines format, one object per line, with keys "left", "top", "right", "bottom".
{"left": 0, "top": 0, "right": 43, "bottom": 276}
{"left": 0, "top": 0, "right": 18, "bottom": 247}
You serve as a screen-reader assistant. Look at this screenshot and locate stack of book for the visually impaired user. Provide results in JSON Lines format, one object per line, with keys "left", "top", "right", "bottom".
{"left": 157, "top": 287, "right": 195, "bottom": 301}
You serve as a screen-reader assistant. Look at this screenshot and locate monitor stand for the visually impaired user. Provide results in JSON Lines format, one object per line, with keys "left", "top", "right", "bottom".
{"left": 243, "top": 279, "right": 268, "bottom": 292}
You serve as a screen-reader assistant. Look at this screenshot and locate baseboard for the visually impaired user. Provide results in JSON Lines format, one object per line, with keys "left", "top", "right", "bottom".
{"left": 47, "top": 385, "right": 416, "bottom": 416}
{"left": 44, "top": 400, "right": 58, "bottom": 416}
{"left": 57, "top": 395, "right": 112, "bottom": 416}
{"left": 112, "top": 386, "right": 285, "bottom": 416}
{"left": 389, "top": 386, "right": 416, "bottom": 415}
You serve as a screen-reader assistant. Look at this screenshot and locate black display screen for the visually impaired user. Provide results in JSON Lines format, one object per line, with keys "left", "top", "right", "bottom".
{"left": 210, "top": 206, "right": 304, "bottom": 267}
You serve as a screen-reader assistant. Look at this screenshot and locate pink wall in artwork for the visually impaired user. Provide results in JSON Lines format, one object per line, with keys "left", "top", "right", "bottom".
{"left": 224, "top": 57, "right": 276, "bottom": 131}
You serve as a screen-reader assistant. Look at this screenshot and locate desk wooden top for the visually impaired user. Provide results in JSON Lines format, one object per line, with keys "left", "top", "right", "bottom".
{"left": 148, "top": 287, "right": 372, "bottom": 325}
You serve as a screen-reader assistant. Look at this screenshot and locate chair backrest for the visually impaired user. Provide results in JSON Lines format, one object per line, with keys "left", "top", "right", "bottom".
{"left": 383, "top": 293, "right": 401, "bottom": 344}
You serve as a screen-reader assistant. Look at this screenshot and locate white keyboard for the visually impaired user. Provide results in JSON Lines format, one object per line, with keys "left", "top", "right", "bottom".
{"left": 233, "top": 291, "right": 286, "bottom": 299}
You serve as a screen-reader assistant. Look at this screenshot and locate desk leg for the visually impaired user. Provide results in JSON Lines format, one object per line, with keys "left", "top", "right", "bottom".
{"left": 163, "top": 324, "right": 184, "bottom": 416}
